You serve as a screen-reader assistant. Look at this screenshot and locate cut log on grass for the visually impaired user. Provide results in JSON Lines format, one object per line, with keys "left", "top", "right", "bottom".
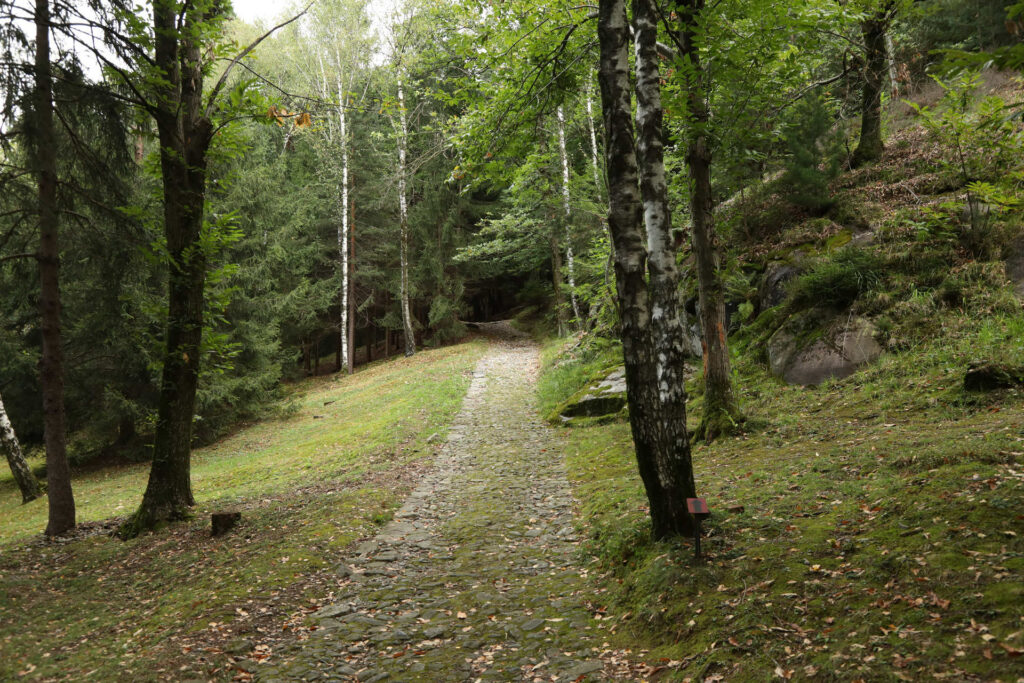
{"left": 211, "top": 511, "right": 241, "bottom": 536}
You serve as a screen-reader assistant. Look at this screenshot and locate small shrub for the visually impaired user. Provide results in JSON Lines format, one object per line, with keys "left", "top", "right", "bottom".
{"left": 780, "top": 94, "right": 844, "bottom": 212}
{"left": 908, "top": 72, "right": 1024, "bottom": 255}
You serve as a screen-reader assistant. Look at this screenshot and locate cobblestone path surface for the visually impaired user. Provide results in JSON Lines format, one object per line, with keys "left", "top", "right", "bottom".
{"left": 261, "top": 323, "right": 641, "bottom": 682}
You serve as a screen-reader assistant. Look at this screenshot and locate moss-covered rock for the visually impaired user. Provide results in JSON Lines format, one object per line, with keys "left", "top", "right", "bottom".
{"left": 767, "top": 308, "right": 882, "bottom": 386}
{"left": 548, "top": 367, "right": 629, "bottom": 426}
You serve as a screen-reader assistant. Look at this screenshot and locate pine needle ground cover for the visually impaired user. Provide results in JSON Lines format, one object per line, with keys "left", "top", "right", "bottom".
{"left": 0, "top": 341, "right": 484, "bottom": 681}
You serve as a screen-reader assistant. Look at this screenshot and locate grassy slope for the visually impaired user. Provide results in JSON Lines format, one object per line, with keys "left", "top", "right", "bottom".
{"left": 542, "top": 84, "right": 1024, "bottom": 680}
{"left": 0, "top": 340, "right": 484, "bottom": 681}
{"left": 550, "top": 316, "right": 1023, "bottom": 681}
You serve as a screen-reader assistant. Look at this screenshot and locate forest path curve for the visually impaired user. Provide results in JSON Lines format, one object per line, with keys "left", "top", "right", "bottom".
{"left": 261, "top": 322, "right": 643, "bottom": 682}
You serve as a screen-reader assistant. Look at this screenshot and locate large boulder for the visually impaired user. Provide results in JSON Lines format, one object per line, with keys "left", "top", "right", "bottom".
{"left": 1005, "top": 234, "right": 1024, "bottom": 299}
{"left": 768, "top": 310, "right": 882, "bottom": 386}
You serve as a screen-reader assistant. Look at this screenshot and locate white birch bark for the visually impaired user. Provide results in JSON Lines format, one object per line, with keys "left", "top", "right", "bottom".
{"left": 885, "top": 31, "right": 898, "bottom": 97}
{"left": 398, "top": 74, "right": 415, "bottom": 356}
{"left": 556, "top": 106, "right": 582, "bottom": 324}
{"left": 597, "top": 0, "right": 696, "bottom": 538}
{"left": 1, "top": 390, "right": 42, "bottom": 503}
{"left": 585, "top": 76, "right": 604, "bottom": 201}
{"left": 336, "top": 62, "right": 352, "bottom": 374}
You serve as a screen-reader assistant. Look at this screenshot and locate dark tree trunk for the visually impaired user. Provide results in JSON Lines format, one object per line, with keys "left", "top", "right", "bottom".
{"left": 598, "top": 0, "right": 697, "bottom": 539}
{"left": 676, "top": 0, "right": 741, "bottom": 441}
{"left": 0, "top": 391, "right": 42, "bottom": 504}
{"left": 851, "top": 6, "right": 892, "bottom": 167}
{"left": 118, "top": 0, "right": 217, "bottom": 539}
{"left": 35, "top": 0, "right": 74, "bottom": 535}
{"left": 549, "top": 231, "right": 569, "bottom": 336}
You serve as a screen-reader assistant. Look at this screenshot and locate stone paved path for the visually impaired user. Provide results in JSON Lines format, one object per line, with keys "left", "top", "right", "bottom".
{"left": 261, "top": 323, "right": 641, "bottom": 682}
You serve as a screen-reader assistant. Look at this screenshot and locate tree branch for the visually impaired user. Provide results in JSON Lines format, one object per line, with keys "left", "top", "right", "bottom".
{"left": 0, "top": 252, "right": 37, "bottom": 264}
{"left": 204, "top": 2, "right": 313, "bottom": 118}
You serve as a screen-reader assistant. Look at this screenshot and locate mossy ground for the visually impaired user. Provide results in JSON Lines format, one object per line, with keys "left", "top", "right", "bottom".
{"left": 0, "top": 341, "right": 485, "bottom": 681}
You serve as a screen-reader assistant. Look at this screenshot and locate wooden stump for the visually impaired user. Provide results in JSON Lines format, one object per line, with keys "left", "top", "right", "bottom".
{"left": 211, "top": 511, "right": 241, "bottom": 537}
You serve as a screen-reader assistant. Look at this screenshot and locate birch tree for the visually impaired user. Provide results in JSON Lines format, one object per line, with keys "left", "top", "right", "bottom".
{"left": 584, "top": 76, "right": 604, "bottom": 202}
{"left": 556, "top": 105, "right": 582, "bottom": 325}
{"left": 337, "top": 67, "right": 352, "bottom": 373}
{"left": 304, "top": 0, "right": 372, "bottom": 374}
{"left": 0, "top": 390, "right": 42, "bottom": 503}
{"left": 396, "top": 71, "right": 415, "bottom": 356}
{"left": 596, "top": 0, "right": 697, "bottom": 538}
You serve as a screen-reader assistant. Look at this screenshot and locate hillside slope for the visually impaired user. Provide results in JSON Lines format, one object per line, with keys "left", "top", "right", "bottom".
{"left": 543, "top": 75, "right": 1024, "bottom": 681}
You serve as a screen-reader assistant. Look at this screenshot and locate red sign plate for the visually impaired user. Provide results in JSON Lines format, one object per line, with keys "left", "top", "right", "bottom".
{"left": 687, "top": 497, "right": 709, "bottom": 515}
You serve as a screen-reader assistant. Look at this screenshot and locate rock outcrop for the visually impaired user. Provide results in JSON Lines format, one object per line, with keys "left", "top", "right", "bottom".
{"left": 554, "top": 367, "right": 628, "bottom": 424}
{"left": 768, "top": 310, "right": 882, "bottom": 386}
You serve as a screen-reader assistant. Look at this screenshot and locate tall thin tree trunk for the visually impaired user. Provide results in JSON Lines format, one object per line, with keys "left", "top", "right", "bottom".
{"left": 556, "top": 106, "right": 582, "bottom": 325}
{"left": 633, "top": 0, "right": 695, "bottom": 522}
{"left": 676, "top": 0, "right": 740, "bottom": 441}
{"left": 851, "top": 7, "right": 892, "bottom": 167}
{"left": 35, "top": 0, "right": 74, "bottom": 535}
{"left": 348, "top": 201, "right": 355, "bottom": 373}
{"left": 885, "top": 32, "right": 898, "bottom": 98}
{"left": 0, "top": 391, "right": 42, "bottom": 504}
{"left": 397, "top": 75, "right": 415, "bottom": 357}
{"left": 336, "top": 64, "right": 352, "bottom": 375}
{"left": 585, "top": 75, "right": 604, "bottom": 201}
{"left": 549, "top": 231, "right": 569, "bottom": 336}
{"left": 119, "top": 0, "right": 218, "bottom": 539}
{"left": 598, "top": 0, "right": 696, "bottom": 539}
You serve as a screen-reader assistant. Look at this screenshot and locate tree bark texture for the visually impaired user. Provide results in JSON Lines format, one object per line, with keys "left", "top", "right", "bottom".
{"left": 556, "top": 106, "right": 582, "bottom": 325}
{"left": 397, "top": 76, "right": 415, "bottom": 357}
{"left": 851, "top": 7, "right": 891, "bottom": 167}
{"left": 35, "top": 0, "right": 75, "bottom": 535}
{"left": 0, "top": 391, "right": 42, "bottom": 504}
{"left": 633, "top": 0, "right": 696, "bottom": 515}
{"left": 676, "top": 0, "right": 740, "bottom": 440}
{"left": 121, "top": 0, "right": 216, "bottom": 537}
{"left": 598, "top": 0, "right": 697, "bottom": 539}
